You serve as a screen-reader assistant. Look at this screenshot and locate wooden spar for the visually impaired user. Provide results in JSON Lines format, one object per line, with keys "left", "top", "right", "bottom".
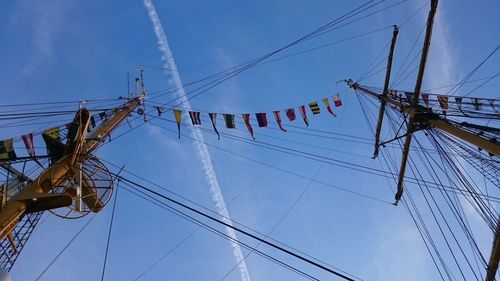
{"left": 349, "top": 83, "right": 500, "bottom": 156}
{"left": 373, "top": 25, "right": 399, "bottom": 159}
{"left": 84, "top": 97, "right": 142, "bottom": 153}
{"left": 395, "top": 0, "right": 438, "bottom": 205}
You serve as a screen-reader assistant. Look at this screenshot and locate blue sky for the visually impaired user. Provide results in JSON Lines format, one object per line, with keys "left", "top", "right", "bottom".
{"left": 1, "top": 0, "right": 499, "bottom": 280}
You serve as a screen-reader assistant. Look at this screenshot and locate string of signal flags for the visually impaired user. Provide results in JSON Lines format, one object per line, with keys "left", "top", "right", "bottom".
{"left": 0, "top": 94, "right": 343, "bottom": 162}
{"left": 153, "top": 94, "right": 343, "bottom": 140}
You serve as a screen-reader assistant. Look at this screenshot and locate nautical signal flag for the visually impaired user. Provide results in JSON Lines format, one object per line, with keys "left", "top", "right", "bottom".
{"left": 322, "top": 98, "right": 336, "bottom": 116}
{"left": 421, "top": 93, "right": 430, "bottom": 107}
{"left": 333, "top": 94, "right": 342, "bottom": 107}
{"left": 437, "top": 96, "right": 448, "bottom": 114}
{"left": 299, "top": 105, "right": 309, "bottom": 127}
{"left": 22, "top": 134, "right": 36, "bottom": 159}
{"left": 309, "top": 102, "right": 320, "bottom": 114}
{"left": 242, "top": 114, "right": 255, "bottom": 139}
{"left": 155, "top": 106, "right": 165, "bottom": 116}
{"left": 44, "top": 127, "right": 61, "bottom": 141}
{"left": 208, "top": 113, "right": 220, "bottom": 140}
{"left": 0, "top": 139, "right": 17, "bottom": 161}
{"left": 471, "top": 98, "right": 482, "bottom": 111}
{"left": 173, "top": 109, "right": 182, "bottom": 139}
{"left": 189, "top": 111, "right": 201, "bottom": 125}
{"left": 390, "top": 90, "right": 398, "bottom": 99}
{"left": 285, "top": 108, "right": 296, "bottom": 121}
{"left": 223, "top": 114, "right": 236, "bottom": 128}
{"left": 273, "top": 111, "right": 286, "bottom": 132}
{"left": 22, "top": 134, "right": 42, "bottom": 166}
{"left": 255, "top": 113, "right": 267, "bottom": 127}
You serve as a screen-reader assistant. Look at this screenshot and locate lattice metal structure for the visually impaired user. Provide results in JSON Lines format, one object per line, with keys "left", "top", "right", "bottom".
{"left": 0, "top": 211, "right": 42, "bottom": 271}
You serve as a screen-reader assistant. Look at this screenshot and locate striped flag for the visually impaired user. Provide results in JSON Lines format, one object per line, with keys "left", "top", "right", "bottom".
{"left": 471, "top": 98, "right": 482, "bottom": 111}
{"left": 285, "top": 108, "right": 296, "bottom": 121}
{"left": 242, "top": 114, "right": 255, "bottom": 139}
{"left": 173, "top": 109, "right": 182, "bottom": 138}
{"left": 22, "top": 133, "right": 42, "bottom": 166}
{"left": 333, "top": 94, "right": 342, "bottom": 107}
{"left": 22, "top": 134, "right": 36, "bottom": 159}
{"left": 255, "top": 113, "right": 267, "bottom": 127}
{"left": 421, "top": 93, "right": 430, "bottom": 107}
{"left": 188, "top": 111, "right": 201, "bottom": 125}
{"left": 273, "top": 111, "right": 286, "bottom": 132}
{"left": 437, "top": 96, "right": 448, "bottom": 114}
{"left": 0, "top": 139, "right": 17, "bottom": 161}
{"left": 208, "top": 113, "right": 220, "bottom": 140}
{"left": 223, "top": 114, "right": 236, "bottom": 128}
{"left": 322, "top": 98, "right": 336, "bottom": 116}
{"left": 299, "top": 105, "right": 309, "bottom": 127}
{"left": 309, "top": 102, "right": 320, "bottom": 114}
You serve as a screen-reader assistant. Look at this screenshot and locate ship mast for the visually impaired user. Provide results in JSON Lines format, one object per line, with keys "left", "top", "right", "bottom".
{"left": 349, "top": 0, "right": 500, "bottom": 279}
{"left": 0, "top": 73, "right": 146, "bottom": 272}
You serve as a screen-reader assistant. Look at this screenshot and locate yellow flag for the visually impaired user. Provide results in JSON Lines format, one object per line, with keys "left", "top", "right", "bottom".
{"left": 44, "top": 127, "right": 60, "bottom": 141}
{"left": 173, "top": 109, "right": 182, "bottom": 138}
{"left": 0, "top": 138, "right": 17, "bottom": 161}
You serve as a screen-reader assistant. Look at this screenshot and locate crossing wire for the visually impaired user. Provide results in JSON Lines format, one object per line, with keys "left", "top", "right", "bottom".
{"left": 145, "top": 113, "right": 500, "bottom": 203}
{"left": 100, "top": 184, "right": 120, "bottom": 281}
{"left": 100, "top": 158, "right": 361, "bottom": 281}
{"left": 119, "top": 182, "right": 320, "bottom": 281}
{"left": 114, "top": 173, "right": 358, "bottom": 281}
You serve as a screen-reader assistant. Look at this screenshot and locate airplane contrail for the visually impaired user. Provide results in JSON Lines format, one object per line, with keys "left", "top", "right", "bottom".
{"left": 143, "top": 1, "right": 251, "bottom": 280}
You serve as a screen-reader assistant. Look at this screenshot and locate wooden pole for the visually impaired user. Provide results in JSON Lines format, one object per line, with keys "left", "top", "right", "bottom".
{"left": 373, "top": 25, "right": 399, "bottom": 158}
{"left": 395, "top": 0, "right": 438, "bottom": 205}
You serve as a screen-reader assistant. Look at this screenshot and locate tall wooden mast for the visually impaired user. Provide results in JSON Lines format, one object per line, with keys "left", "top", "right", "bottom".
{"left": 349, "top": 0, "right": 500, "bottom": 278}
{"left": 394, "top": 0, "right": 438, "bottom": 205}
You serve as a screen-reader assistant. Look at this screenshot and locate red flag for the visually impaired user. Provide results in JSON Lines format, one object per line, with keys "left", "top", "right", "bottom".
{"left": 299, "top": 105, "right": 309, "bottom": 127}
{"left": 322, "top": 98, "right": 336, "bottom": 116}
{"left": 437, "top": 96, "right": 448, "bottom": 115}
{"left": 22, "top": 134, "right": 43, "bottom": 167}
{"left": 285, "top": 108, "right": 296, "bottom": 121}
{"left": 255, "top": 113, "right": 267, "bottom": 127}
{"left": 273, "top": 111, "right": 286, "bottom": 132}
{"left": 333, "top": 94, "right": 342, "bottom": 107}
{"left": 437, "top": 96, "right": 448, "bottom": 110}
{"left": 421, "top": 93, "right": 430, "bottom": 107}
{"left": 242, "top": 114, "right": 255, "bottom": 139}
{"left": 22, "top": 134, "right": 35, "bottom": 159}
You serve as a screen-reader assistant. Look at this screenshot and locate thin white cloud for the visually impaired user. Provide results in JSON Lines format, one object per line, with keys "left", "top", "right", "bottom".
{"left": 10, "top": 0, "right": 72, "bottom": 74}
{"left": 426, "top": 6, "right": 457, "bottom": 90}
{"left": 143, "top": 1, "right": 251, "bottom": 280}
